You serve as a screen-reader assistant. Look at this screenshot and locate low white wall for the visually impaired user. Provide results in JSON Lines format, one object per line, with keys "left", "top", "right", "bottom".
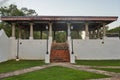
{"left": 11, "top": 39, "right": 46, "bottom": 60}
{"left": 45, "top": 37, "right": 52, "bottom": 63}
{"left": 0, "top": 29, "right": 11, "bottom": 63}
{"left": 68, "top": 36, "right": 75, "bottom": 63}
{"left": 73, "top": 39, "right": 120, "bottom": 60}
{"left": 1, "top": 29, "right": 120, "bottom": 63}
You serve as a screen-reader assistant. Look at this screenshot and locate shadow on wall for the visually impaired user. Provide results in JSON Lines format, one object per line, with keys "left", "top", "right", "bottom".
{"left": 0, "top": 29, "right": 11, "bottom": 63}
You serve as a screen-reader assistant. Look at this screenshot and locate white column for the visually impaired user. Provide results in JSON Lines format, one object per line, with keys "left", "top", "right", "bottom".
{"left": 85, "top": 23, "right": 89, "bottom": 40}
{"left": 100, "top": 27, "right": 103, "bottom": 39}
{"left": 49, "top": 23, "right": 52, "bottom": 37}
{"left": 103, "top": 23, "right": 106, "bottom": 37}
{"left": 67, "top": 23, "right": 75, "bottom": 63}
{"left": 67, "top": 23, "right": 71, "bottom": 37}
{"left": 45, "top": 23, "right": 53, "bottom": 63}
{"left": 103, "top": 23, "right": 106, "bottom": 40}
{"left": 29, "top": 23, "right": 33, "bottom": 39}
{"left": 11, "top": 23, "right": 16, "bottom": 59}
{"left": 12, "top": 23, "right": 15, "bottom": 38}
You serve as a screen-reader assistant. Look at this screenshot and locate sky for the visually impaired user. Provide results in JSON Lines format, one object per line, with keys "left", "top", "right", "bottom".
{"left": 0, "top": 0, "right": 120, "bottom": 29}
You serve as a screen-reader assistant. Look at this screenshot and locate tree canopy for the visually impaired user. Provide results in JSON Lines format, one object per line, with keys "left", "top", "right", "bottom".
{"left": 0, "top": 4, "right": 37, "bottom": 16}
{"left": 0, "top": 4, "right": 38, "bottom": 37}
{"left": 107, "top": 26, "right": 120, "bottom": 33}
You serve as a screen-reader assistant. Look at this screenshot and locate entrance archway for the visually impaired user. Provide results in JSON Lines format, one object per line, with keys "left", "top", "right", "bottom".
{"left": 51, "top": 23, "right": 70, "bottom": 62}
{"left": 52, "top": 23, "right": 67, "bottom": 43}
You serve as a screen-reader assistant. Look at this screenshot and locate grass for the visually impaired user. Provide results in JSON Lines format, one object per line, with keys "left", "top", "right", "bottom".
{"left": 95, "top": 68, "right": 120, "bottom": 73}
{"left": 3, "top": 66, "right": 109, "bottom": 80}
{"left": 0, "top": 60, "right": 45, "bottom": 73}
{"left": 76, "top": 60, "right": 120, "bottom": 66}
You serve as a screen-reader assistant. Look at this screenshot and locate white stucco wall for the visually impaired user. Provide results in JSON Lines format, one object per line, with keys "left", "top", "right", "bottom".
{"left": 1, "top": 28, "right": 120, "bottom": 63}
{"left": 0, "top": 29, "right": 11, "bottom": 63}
{"left": 11, "top": 39, "right": 46, "bottom": 60}
{"left": 45, "top": 37, "right": 52, "bottom": 63}
{"left": 68, "top": 36, "right": 75, "bottom": 63}
{"left": 73, "top": 38, "right": 120, "bottom": 60}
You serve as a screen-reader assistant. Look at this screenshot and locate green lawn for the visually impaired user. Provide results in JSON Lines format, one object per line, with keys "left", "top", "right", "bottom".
{"left": 3, "top": 66, "right": 109, "bottom": 80}
{"left": 0, "top": 60, "right": 45, "bottom": 73}
{"left": 95, "top": 68, "right": 120, "bottom": 73}
{"left": 76, "top": 60, "right": 120, "bottom": 66}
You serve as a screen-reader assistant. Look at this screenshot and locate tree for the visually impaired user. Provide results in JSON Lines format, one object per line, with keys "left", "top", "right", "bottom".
{"left": 55, "top": 31, "right": 66, "bottom": 43}
{"left": 107, "top": 26, "right": 120, "bottom": 33}
{"left": 0, "top": 4, "right": 24, "bottom": 16}
{"left": 0, "top": 4, "right": 37, "bottom": 16}
{"left": 0, "top": 4, "right": 38, "bottom": 37}
{"left": 21, "top": 8, "right": 38, "bottom": 16}
{"left": 0, "top": 22, "right": 12, "bottom": 37}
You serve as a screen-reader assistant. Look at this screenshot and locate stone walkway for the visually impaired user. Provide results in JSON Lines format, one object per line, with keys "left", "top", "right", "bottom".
{"left": 51, "top": 63, "right": 120, "bottom": 80}
{"left": 0, "top": 63, "right": 120, "bottom": 80}
{"left": 0, "top": 64, "right": 54, "bottom": 79}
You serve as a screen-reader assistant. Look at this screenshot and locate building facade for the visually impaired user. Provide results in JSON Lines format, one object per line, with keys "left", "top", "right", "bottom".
{"left": 0, "top": 16, "right": 119, "bottom": 63}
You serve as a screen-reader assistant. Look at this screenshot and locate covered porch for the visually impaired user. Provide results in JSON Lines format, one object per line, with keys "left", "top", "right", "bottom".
{"left": 0, "top": 16, "right": 118, "bottom": 63}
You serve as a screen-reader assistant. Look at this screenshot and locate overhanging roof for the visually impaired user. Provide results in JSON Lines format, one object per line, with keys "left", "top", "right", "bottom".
{"left": 0, "top": 16, "right": 118, "bottom": 24}
{"left": 0, "top": 16, "right": 118, "bottom": 31}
